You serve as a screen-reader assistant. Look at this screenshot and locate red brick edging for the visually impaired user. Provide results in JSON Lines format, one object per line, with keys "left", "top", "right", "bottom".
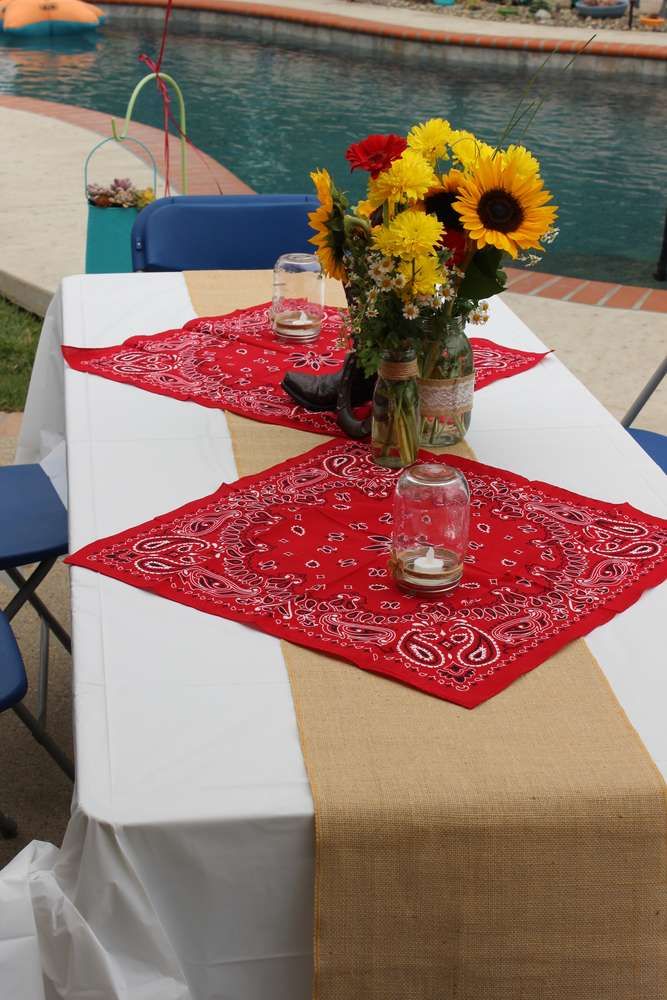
{"left": 103, "top": 0, "right": 667, "bottom": 61}
{"left": 504, "top": 267, "right": 667, "bottom": 313}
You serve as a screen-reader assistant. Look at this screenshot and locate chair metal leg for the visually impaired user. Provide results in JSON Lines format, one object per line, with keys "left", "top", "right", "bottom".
{"left": 4, "top": 563, "right": 72, "bottom": 654}
{"left": 0, "top": 811, "right": 18, "bottom": 839}
{"left": 621, "top": 355, "right": 667, "bottom": 428}
{"left": 13, "top": 703, "right": 75, "bottom": 782}
{"left": 3, "top": 559, "right": 56, "bottom": 623}
{"left": 37, "top": 618, "right": 50, "bottom": 728}
{"left": 3, "top": 559, "right": 75, "bottom": 782}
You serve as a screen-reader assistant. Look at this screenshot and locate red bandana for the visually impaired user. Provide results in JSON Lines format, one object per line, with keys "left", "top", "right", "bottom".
{"left": 67, "top": 439, "right": 667, "bottom": 709}
{"left": 63, "top": 304, "right": 550, "bottom": 437}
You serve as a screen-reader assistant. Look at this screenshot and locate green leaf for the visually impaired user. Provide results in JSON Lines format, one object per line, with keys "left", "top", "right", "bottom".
{"left": 458, "top": 246, "right": 507, "bottom": 302}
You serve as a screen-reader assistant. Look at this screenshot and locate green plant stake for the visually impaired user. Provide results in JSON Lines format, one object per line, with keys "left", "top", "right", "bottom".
{"left": 111, "top": 72, "right": 189, "bottom": 195}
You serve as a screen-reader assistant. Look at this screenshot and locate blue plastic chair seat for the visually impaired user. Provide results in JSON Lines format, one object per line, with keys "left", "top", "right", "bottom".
{"left": 0, "top": 612, "right": 27, "bottom": 713}
{"left": 0, "top": 465, "right": 68, "bottom": 570}
{"left": 627, "top": 428, "right": 667, "bottom": 473}
{"left": 131, "top": 194, "right": 318, "bottom": 272}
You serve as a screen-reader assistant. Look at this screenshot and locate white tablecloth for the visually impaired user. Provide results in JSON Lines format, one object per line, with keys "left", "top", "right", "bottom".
{"left": 2, "top": 272, "right": 666, "bottom": 1000}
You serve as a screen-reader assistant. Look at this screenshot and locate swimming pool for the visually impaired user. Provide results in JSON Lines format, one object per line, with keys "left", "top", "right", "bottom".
{"left": 2, "top": 17, "right": 666, "bottom": 285}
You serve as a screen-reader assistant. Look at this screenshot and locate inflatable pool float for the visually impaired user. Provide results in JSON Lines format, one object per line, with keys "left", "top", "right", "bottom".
{"left": 575, "top": 0, "right": 628, "bottom": 15}
{"left": 0, "top": 0, "right": 105, "bottom": 35}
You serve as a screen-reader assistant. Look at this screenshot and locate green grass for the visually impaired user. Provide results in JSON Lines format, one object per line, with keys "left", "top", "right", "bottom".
{"left": 0, "top": 296, "right": 42, "bottom": 411}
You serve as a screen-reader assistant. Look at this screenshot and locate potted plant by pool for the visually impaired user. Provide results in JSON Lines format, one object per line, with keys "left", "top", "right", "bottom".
{"left": 85, "top": 178, "right": 155, "bottom": 274}
{"left": 575, "top": 0, "right": 628, "bottom": 17}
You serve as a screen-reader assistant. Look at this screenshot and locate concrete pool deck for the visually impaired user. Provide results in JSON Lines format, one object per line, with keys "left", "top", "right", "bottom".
{"left": 0, "top": 97, "right": 251, "bottom": 314}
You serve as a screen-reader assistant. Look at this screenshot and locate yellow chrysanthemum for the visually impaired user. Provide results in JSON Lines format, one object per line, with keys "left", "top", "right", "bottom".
{"left": 503, "top": 144, "right": 540, "bottom": 177}
{"left": 372, "top": 209, "right": 444, "bottom": 261}
{"left": 407, "top": 118, "right": 452, "bottom": 166}
{"left": 449, "top": 130, "right": 494, "bottom": 168}
{"left": 398, "top": 254, "right": 444, "bottom": 296}
{"left": 310, "top": 168, "right": 334, "bottom": 212}
{"left": 366, "top": 149, "right": 439, "bottom": 213}
{"left": 453, "top": 150, "right": 557, "bottom": 258}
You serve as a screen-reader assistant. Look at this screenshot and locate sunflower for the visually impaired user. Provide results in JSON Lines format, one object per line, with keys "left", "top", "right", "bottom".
{"left": 422, "top": 170, "right": 466, "bottom": 230}
{"left": 308, "top": 169, "right": 346, "bottom": 280}
{"left": 308, "top": 205, "right": 346, "bottom": 280}
{"left": 372, "top": 209, "right": 444, "bottom": 261}
{"left": 365, "top": 149, "right": 439, "bottom": 214}
{"left": 310, "top": 168, "right": 334, "bottom": 211}
{"left": 407, "top": 118, "right": 452, "bottom": 166}
{"left": 453, "top": 150, "right": 557, "bottom": 258}
{"left": 440, "top": 168, "right": 466, "bottom": 194}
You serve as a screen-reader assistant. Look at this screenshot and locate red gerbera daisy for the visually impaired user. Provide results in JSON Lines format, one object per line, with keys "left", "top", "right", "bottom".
{"left": 345, "top": 134, "right": 407, "bottom": 178}
{"left": 443, "top": 229, "right": 469, "bottom": 267}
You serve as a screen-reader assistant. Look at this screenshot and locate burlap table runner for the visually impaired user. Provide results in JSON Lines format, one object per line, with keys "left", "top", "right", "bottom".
{"left": 186, "top": 271, "right": 667, "bottom": 999}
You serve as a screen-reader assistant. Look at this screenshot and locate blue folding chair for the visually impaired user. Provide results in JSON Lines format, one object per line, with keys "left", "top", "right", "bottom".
{"left": 621, "top": 355, "right": 667, "bottom": 473}
{"left": 0, "top": 612, "right": 27, "bottom": 838}
{"left": 131, "top": 194, "right": 318, "bottom": 272}
{"left": 0, "top": 465, "right": 74, "bottom": 837}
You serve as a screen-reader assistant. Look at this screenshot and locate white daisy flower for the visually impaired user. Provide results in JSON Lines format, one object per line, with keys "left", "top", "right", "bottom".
{"left": 403, "top": 303, "right": 420, "bottom": 320}
{"left": 470, "top": 308, "right": 489, "bottom": 325}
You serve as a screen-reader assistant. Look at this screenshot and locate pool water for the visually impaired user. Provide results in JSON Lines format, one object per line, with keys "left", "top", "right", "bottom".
{"left": 2, "top": 23, "right": 667, "bottom": 285}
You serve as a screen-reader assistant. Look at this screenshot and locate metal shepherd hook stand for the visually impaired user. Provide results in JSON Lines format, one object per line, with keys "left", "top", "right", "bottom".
{"left": 111, "top": 71, "right": 189, "bottom": 195}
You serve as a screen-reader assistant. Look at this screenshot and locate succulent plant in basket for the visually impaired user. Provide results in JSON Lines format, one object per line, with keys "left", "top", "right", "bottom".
{"left": 86, "top": 178, "right": 155, "bottom": 210}
{"left": 303, "top": 120, "right": 558, "bottom": 466}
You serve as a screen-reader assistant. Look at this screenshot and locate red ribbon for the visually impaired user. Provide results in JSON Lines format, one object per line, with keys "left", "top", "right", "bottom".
{"left": 138, "top": 0, "right": 223, "bottom": 196}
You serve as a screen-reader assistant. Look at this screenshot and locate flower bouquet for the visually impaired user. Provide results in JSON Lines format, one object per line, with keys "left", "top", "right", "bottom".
{"left": 308, "top": 120, "right": 558, "bottom": 466}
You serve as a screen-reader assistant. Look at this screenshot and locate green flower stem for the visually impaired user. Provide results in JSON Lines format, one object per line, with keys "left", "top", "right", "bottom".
{"left": 377, "top": 380, "right": 419, "bottom": 466}
{"left": 422, "top": 339, "right": 443, "bottom": 380}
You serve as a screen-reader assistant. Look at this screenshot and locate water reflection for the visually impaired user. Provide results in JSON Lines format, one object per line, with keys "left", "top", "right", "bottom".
{"left": 0, "top": 33, "right": 99, "bottom": 75}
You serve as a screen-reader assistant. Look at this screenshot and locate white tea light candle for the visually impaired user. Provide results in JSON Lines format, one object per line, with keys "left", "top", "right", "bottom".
{"left": 412, "top": 547, "right": 445, "bottom": 574}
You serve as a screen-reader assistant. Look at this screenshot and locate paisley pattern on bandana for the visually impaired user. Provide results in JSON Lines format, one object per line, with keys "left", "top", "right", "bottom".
{"left": 67, "top": 440, "right": 667, "bottom": 709}
{"left": 63, "top": 304, "right": 550, "bottom": 437}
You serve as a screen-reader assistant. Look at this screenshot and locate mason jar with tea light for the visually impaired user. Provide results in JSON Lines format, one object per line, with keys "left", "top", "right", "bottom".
{"left": 390, "top": 462, "right": 470, "bottom": 595}
{"left": 271, "top": 252, "right": 325, "bottom": 343}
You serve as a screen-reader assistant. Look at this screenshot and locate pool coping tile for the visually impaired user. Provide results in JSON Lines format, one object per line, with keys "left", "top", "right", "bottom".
{"left": 101, "top": 0, "right": 667, "bottom": 62}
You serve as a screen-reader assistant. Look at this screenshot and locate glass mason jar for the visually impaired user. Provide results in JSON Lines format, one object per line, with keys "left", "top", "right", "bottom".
{"left": 270, "top": 252, "right": 325, "bottom": 343}
{"left": 371, "top": 348, "right": 420, "bottom": 470}
{"left": 418, "top": 315, "right": 474, "bottom": 450}
{"left": 390, "top": 461, "right": 470, "bottom": 595}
